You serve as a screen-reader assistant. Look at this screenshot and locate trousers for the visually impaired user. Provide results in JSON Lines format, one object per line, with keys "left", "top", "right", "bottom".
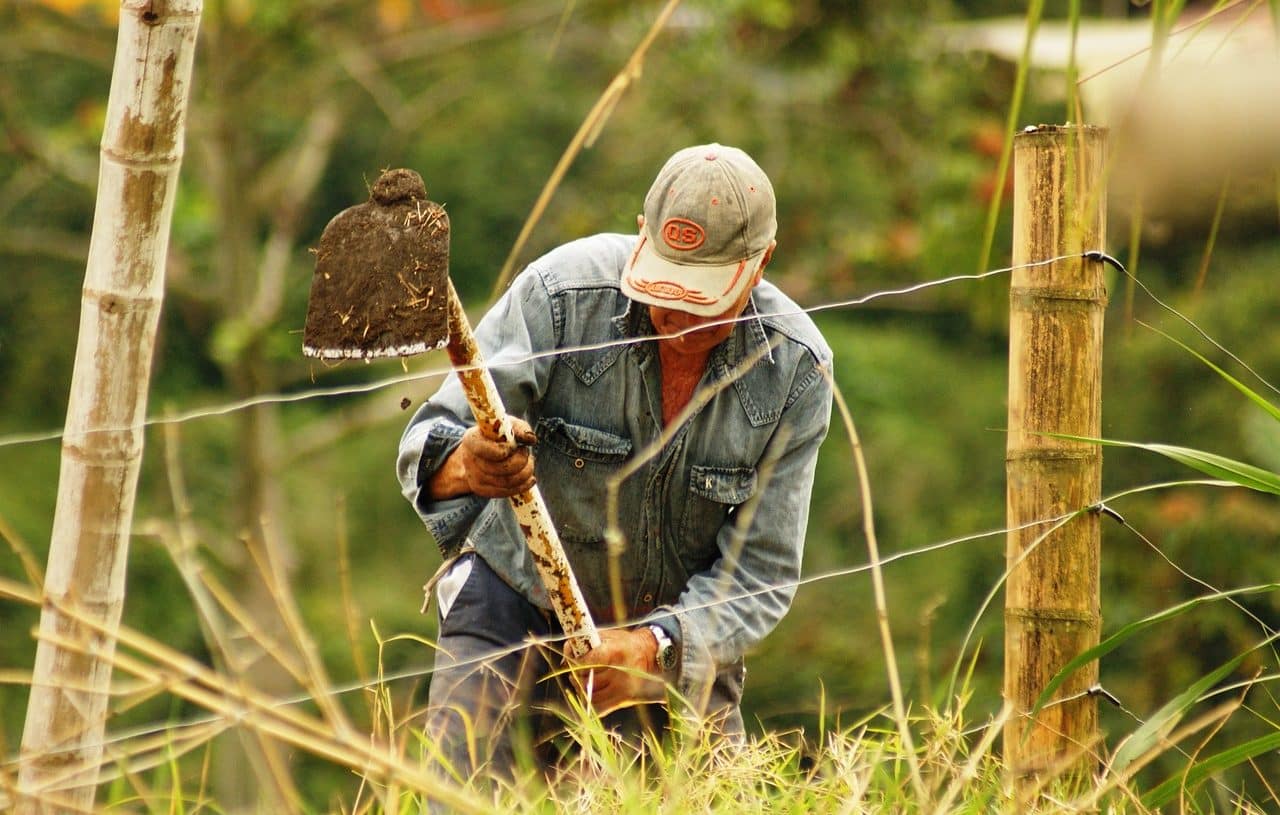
{"left": 423, "top": 554, "right": 670, "bottom": 780}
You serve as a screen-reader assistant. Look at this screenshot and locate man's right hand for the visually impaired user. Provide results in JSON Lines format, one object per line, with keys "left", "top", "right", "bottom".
{"left": 427, "top": 418, "right": 538, "bottom": 500}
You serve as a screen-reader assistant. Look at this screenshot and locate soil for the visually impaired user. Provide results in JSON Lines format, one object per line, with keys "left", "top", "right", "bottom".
{"left": 303, "top": 168, "right": 451, "bottom": 359}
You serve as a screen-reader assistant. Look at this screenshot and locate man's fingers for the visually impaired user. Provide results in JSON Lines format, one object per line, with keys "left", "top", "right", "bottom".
{"left": 510, "top": 417, "right": 537, "bottom": 445}
{"left": 471, "top": 458, "right": 535, "bottom": 495}
{"left": 514, "top": 427, "right": 538, "bottom": 446}
{"left": 471, "top": 452, "right": 531, "bottom": 479}
{"left": 468, "top": 436, "right": 528, "bottom": 464}
{"left": 586, "top": 669, "right": 616, "bottom": 692}
{"left": 460, "top": 424, "right": 534, "bottom": 494}
{"left": 472, "top": 474, "right": 535, "bottom": 499}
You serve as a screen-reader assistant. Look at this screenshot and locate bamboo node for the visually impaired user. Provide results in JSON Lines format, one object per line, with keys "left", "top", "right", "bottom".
{"left": 1005, "top": 606, "right": 1099, "bottom": 627}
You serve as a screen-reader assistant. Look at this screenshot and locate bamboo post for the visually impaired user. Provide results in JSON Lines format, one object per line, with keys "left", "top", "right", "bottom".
{"left": 1004, "top": 124, "right": 1107, "bottom": 787}
{"left": 18, "top": 2, "right": 202, "bottom": 812}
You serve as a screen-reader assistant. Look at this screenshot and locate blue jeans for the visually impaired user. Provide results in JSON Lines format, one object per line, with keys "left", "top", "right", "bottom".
{"left": 424, "top": 554, "right": 669, "bottom": 780}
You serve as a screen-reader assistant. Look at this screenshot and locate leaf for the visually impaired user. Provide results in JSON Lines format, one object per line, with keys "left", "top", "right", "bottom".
{"left": 1048, "top": 433, "right": 1280, "bottom": 495}
{"left": 1030, "top": 585, "right": 1280, "bottom": 719}
{"left": 1110, "top": 648, "right": 1252, "bottom": 774}
{"left": 1142, "top": 322, "right": 1280, "bottom": 424}
{"left": 1141, "top": 730, "right": 1280, "bottom": 809}
{"left": 1143, "top": 444, "right": 1280, "bottom": 495}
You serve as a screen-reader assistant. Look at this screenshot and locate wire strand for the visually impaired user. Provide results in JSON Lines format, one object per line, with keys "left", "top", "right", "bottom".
{"left": 0, "top": 254, "right": 1071, "bottom": 452}
{"left": 4, "top": 478, "right": 1244, "bottom": 768}
{"left": 1085, "top": 250, "right": 1280, "bottom": 399}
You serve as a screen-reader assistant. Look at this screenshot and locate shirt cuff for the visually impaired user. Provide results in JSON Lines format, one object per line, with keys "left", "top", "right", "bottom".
{"left": 413, "top": 422, "right": 466, "bottom": 493}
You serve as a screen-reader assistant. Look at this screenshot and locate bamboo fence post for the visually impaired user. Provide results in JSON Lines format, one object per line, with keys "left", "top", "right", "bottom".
{"left": 1004, "top": 124, "right": 1107, "bottom": 788}
{"left": 17, "top": 2, "right": 202, "bottom": 812}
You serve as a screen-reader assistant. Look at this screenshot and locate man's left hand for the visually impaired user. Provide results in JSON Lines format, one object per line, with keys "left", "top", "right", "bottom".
{"left": 570, "top": 628, "right": 666, "bottom": 714}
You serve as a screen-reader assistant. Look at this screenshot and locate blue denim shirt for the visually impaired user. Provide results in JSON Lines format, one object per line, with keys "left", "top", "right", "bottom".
{"left": 397, "top": 233, "right": 833, "bottom": 711}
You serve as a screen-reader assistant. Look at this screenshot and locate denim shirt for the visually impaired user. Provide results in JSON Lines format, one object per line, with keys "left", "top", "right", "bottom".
{"left": 397, "top": 233, "right": 833, "bottom": 711}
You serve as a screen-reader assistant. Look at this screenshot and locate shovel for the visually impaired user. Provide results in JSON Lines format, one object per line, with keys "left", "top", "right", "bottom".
{"left": 302, "top": 168, "right": 601, "bottom": 659}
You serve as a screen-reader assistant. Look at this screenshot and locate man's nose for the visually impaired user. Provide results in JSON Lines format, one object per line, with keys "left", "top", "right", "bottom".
{"left": 669, "top": 310, "right": 712, "bottom": 330}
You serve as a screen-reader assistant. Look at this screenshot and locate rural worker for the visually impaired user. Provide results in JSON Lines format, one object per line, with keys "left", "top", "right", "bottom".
{"left": 397, "top": 143, "right": 833, "bottom": 776}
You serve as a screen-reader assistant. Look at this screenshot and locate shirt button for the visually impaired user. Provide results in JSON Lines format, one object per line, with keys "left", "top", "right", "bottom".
{"left": 573, "top": 458, "right": 585, "bottom": 469}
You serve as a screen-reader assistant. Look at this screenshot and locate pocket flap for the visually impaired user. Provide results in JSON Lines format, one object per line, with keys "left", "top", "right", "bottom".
{"left": 537, "top": 417, "right": 632, "bottom": 462}
{"left": 689, "top": 465, "right": 757, "bottom": 504}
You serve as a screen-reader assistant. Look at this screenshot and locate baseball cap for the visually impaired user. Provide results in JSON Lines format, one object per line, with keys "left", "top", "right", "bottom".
{"left": 622, "top": 143, "right": 776, "bottom": 317}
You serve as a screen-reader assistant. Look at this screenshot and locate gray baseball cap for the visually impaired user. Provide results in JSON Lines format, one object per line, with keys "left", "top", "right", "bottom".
{"left": 622, "top": 144, "right": 776, "bottom": 317}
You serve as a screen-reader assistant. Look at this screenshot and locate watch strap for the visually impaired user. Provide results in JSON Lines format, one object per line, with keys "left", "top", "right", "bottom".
{"left": 647, "top": 623, "right": 677, "bottom": 673}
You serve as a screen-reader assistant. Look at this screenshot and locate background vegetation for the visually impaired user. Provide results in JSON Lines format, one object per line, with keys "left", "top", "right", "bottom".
{"left": 2, "top": 0, "right": 1279, "bottom": 810}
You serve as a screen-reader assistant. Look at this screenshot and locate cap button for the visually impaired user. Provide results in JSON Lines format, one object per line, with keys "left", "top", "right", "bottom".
{"left": 705, "top": 152, "right": 718, "bottom": 161}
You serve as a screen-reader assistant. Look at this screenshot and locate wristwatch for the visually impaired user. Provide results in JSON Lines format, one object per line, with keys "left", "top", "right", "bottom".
{"left": 647, "top": 624, "right": 678, "bottom": 674}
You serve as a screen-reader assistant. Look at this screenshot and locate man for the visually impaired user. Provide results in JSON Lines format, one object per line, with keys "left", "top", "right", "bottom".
{"left": 397, "top": 143, "right": 832, "bottom": 776}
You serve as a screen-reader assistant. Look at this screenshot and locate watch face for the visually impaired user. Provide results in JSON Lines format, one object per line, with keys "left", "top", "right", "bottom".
{"left": 650, "top": 625, "right": 678, "bottom": 672}
{"left": 659, "top": 645, "right": 677, "bottom": 672}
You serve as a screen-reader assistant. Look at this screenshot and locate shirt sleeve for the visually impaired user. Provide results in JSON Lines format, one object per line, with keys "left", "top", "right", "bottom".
{"left": 646, "top": 355, "right": 834, "bottom": 709}
{"left": 396, "top": 267, "right": 559, "bottom": 557}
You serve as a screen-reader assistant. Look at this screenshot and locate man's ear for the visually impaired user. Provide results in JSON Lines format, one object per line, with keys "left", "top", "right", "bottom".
{"left": 637, "top": 214, "right": 646, "bottom": 230}
{"left": 755, "top": 240, "right": 777, "bottom": 285}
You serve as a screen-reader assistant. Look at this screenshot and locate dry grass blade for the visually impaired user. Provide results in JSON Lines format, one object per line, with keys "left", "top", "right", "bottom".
{"left": 251, "top": 509, "right": 358, "bottom": 739}
{"left": 1074, "top": 699, "right": 1244, "bottom": 811}
{"left": 157, "top": 417, "right": 308, "bottom": 809}
{"left": 929, "top": 702, "right": 1012, "bottom": 814}
{"left": 826, "top": 370, "right": 928, "bottom": 805}
{"left": 26, "top": 600, "right": 491, "bottom": 814}
{"left": 488, "top": 0, "right": 683, "bottom": 300}
{"left": 92, "top": 718, "right": 228, "bottom": 792}
{"left": 603, "top": 336, "right": 781, "bottom": 623}
{"left": 0, "top": 509, "right": 43, "bottom": 587}
{"left": 335, "top": 494, "right": 371, "bottom": 683}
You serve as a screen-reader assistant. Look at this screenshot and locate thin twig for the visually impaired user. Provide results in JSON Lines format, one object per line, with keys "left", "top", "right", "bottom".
{"left": 1076, "top": 0, "right": 1251, "bottom": 85}
{"left": 826, "top": 371, "right": 928, "bottom": 804}
{"left": 488, "top": 0, "right": 684, "bottom": 300}
{"left": 0, "top": 509, "right": 43, "bottom": 588}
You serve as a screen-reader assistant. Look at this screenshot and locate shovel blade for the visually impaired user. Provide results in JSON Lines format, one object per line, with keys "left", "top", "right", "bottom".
{"left": 303, "top": 168, "right": 450, "bottom": 359}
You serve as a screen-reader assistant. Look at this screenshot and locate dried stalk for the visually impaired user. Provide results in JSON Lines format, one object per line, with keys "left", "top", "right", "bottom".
{"left": 17, "top": 3, "right": 202, "bottom": 812}
{"left": 827, "top": 374, "right": 929, "bottom": 805}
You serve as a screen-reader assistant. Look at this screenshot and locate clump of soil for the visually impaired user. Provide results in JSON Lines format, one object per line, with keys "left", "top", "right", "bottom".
{"left": 303, "top": 168, "right": 450, "bottom": 359}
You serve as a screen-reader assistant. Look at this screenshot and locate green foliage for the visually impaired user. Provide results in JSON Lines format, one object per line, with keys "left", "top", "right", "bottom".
{"left": 3, "top": 0, "right": 1280, "bottom": 810}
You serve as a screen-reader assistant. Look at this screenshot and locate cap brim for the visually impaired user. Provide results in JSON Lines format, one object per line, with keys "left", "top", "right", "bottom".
{"left": 621, "top": 232, "right": 764, "bottom": 317}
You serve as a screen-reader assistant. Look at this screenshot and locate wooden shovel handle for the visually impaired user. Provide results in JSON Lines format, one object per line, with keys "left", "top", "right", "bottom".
{"left": 443, "top": 280, "right": 601, "bottom": 659}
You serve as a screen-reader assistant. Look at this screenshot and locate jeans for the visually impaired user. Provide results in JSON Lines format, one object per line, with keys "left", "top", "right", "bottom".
{"left": 424, "top": 554, "right": 672, "bottom": 781}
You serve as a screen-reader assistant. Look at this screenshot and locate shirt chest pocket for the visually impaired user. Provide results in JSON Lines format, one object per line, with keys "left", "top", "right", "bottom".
{"left": 534, "top": 417, "right": 632, "bottom": 544}
{"left": 679, "top": 464, "right": 758, "bottom": 564}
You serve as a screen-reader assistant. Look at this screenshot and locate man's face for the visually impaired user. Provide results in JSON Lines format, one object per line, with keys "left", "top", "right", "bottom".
{"left": 636, "top": 214, "right": 774, "bottom": 357}
{"left": 649, "top": 273, "right": 759, "bottom": 357}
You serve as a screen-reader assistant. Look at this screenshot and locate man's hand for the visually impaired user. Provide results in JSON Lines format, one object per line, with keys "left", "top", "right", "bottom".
{"left": 428, "top": 418, "right": 538, "bottom": 499}
{"left": 569, "top": 628, "right": 666, "bottom": 714}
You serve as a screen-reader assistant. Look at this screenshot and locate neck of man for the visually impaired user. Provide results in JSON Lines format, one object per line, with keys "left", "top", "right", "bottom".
{"left": 657, "top": 340, "right": 712, "bottom": 426}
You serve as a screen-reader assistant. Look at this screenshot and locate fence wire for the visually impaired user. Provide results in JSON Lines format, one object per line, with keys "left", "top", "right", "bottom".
{"left": 0, "top": 253, "right": 1074, "bottom": 452}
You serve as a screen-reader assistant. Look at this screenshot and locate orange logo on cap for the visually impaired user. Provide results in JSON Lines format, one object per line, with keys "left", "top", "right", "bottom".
{"left": 662, "top": 218, "right": 705, "bottom": 251}
{"left": 627, "top": 276, "right": 716, "bottom": 306}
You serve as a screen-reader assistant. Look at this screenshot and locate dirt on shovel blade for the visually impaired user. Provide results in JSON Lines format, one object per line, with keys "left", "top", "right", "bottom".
{"left": 303, "top": 168, "right": 450, "bottom": 359}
